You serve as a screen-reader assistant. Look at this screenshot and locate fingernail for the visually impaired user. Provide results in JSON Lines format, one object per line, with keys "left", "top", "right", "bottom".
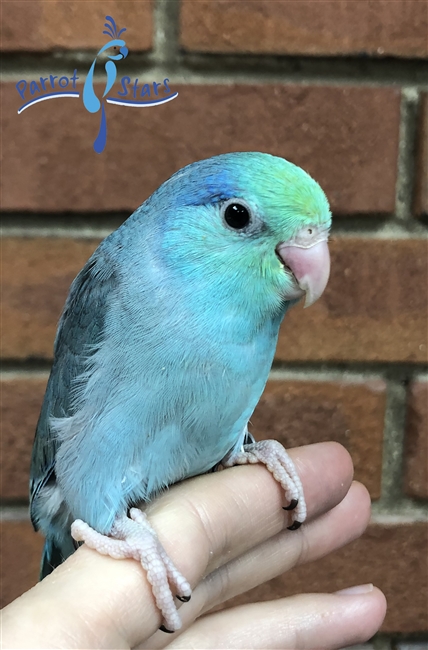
{"left": 335, "top": 583, "right": 373, "bottom": 595}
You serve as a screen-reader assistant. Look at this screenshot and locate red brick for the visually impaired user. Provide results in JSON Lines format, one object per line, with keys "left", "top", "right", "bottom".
{"left": 0, "top": 521, "right": 44, "bottom": 608}
{"left": 251, "top": 379, "right": 386, "bottom": 499}
{"left": 216, "top": 523, "right": 428, "bottom": 634}
{"left": 2, "top": 238, "right": 426, "bottom": 363}
{"left": 278, "top": 238, "right": 427, "bottom": 363}
{"left": 1, "top": 238, "right": 98, "bottom": 360}
{"left": 2, "top": 1, "right": 152, "bottom": 51}
{"left": 1, "top": 83, "right": 400, "bottom": 215}
{"left": 414, "top": 94, "right": 428, "bottom": 219}
{"left": 0, "top": 378, "right": 48, "bottom": 500}
{"left": 404, "top": 380, "right": 428, "bottom": 499}
{"left": 180, "top": 0, "right": 428, "bottom": 58}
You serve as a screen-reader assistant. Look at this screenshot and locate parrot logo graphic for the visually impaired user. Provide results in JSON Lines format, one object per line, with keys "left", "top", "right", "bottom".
{"left": 15, "top": 14, "right": 178, "bottom": 153}
{"left": 83, "top": 16, "right": 128, "bottom": 154}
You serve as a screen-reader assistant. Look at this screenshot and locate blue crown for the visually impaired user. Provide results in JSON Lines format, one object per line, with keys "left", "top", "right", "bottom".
{"left": 103, "top": 15, "right": 126, "bottom": 39}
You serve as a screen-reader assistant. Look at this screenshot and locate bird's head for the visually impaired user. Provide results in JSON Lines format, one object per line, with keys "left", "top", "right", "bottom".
{"left": 97, "top": 38, "right": 128, "bottom": 61}
{"left": 100, "top": 16, "right": 128, "bottom": 60}
{"left": 145, "top": 152, "right": 331, "bottom": 321}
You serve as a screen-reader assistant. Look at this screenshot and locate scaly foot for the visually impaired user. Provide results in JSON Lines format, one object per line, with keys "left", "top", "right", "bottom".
{"left": 71, "top": 508, "right": 191, "bottom": 632}
{"left": 221, "top": 439, "right": 306, "bottom": 528}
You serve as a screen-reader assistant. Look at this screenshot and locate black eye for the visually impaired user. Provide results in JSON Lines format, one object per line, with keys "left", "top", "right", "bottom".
{"left": 224, "top": 202, "right": 251, "bottom": 230}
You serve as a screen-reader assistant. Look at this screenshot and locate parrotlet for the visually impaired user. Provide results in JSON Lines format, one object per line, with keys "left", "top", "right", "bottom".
{"left": 30, "top": 152, "right": 331, "bottom": 632}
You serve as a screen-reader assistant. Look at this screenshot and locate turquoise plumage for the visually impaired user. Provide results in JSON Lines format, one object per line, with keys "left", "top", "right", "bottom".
{"left": 30, "top": 152, "right": 331, "bottom": 631}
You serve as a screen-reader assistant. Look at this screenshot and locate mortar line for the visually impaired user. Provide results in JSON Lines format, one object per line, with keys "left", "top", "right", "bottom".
{"left": 152, "top": 0, "right": 181, "bottom": 66}
{"left": 1, "top": 362, "right": 426, "bottom": 380}
{"left": 390, "top": 639, "right": 428, "bottom": 649}
{"left": 395, "top": 88, "right": 421, "bottom": 221}
{"left": 174, "top": 57, "right": 428, "bottom": 89}
{"left": 1, "top": 369, "right": 50, "bottom": 380}
{"left": 370, "top": 506, "right": 428, "bottom": 524}
{"left": 2, "top": 218, "right": 427, "bottom": 240}
{"left": 1, "top": 226, "right": 120, "bottom": 239}
{"left": 0, "top": 505, "right": 29, "bottom": 521}
{"left": 2, "top": 54, "right": 428, "bottom": 88}
{"left": 0, "top": 366, "right": 385, "bottom": 383}
{"left": 268, "top": 367, "right": 387, "bottom": 383}
{"left": 270, "top": 365, "right": 426, "bottom": 382}
{"left": 376, "top": 378, "right": 409, "bottom": 506}
{"left": 373, "top": 634, "right": 393, "bottom": 650}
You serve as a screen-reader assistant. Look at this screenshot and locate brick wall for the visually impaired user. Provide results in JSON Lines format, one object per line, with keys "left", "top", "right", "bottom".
{"left": 1, "top": 0, "right": 427, "bottom": 646}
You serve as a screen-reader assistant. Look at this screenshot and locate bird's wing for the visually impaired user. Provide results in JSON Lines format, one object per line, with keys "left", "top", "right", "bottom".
{"left": 29, "top": 250, "right": 117, "bottom": 527}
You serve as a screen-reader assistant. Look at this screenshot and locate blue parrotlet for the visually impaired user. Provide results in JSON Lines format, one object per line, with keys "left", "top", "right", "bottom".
{"left": 30, "top": 152, "right": 331, "bottom": 632}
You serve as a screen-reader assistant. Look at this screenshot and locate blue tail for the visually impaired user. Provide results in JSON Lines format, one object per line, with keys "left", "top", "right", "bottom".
{"left": 93, "top": 102, "right": 107, "bottom": 154}
{"left": 40, "top": 535, "right": 78, "bottom": 580}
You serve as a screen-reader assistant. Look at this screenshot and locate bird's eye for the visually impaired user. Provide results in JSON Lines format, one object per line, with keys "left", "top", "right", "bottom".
{"left": 223, "top": 202, "right": 251, "bottom": 230}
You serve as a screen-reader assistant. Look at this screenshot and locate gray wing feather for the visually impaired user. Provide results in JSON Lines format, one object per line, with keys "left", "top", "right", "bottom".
{"left": 29, "top": 249, "right": 117, "bottom": 528}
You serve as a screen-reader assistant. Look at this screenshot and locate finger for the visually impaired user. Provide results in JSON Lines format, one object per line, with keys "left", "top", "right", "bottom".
{"left": 200, "top": 481, "right": 371, "bottom": 612}
{"left": 149, "top": 441, "right": 354, "bottom": 577}
{"left": 141, "top": 481, "right": 370, "bottom": 649}
{"left": 135, "top": 441, "right": 353, "bottom": 644}
{"left": 2, "top": 442, "right": 353, "bottom": 649}
{"left": 165, "top": 588, "right": 387, "bottom": 650}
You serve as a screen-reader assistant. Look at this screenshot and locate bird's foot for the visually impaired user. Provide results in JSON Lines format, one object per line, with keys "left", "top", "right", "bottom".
{"left": 221, "top": 439, "right": 306, "bottom": 528}
{"left": 71, "top": 508, "right": 191, "bottom": 632}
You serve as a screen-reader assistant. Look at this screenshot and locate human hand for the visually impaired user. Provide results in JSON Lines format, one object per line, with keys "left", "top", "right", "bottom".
{"left": 2, "top": 442, "right": 386, "bottom": 649}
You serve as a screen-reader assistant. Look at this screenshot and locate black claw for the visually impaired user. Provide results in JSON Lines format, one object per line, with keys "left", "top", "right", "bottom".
{"left": 287, "top": 520, "right": 302, "bottom": 531}
{"left": 159, "top": 625, "right": 174, "bottom": 634}
{"left": 176, "top": 594, "right": 191, "bottom": 602}
{"left": 283, "top": 499, "right": 298, "bottom": 511}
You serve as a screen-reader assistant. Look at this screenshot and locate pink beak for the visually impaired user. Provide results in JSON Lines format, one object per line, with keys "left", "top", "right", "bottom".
{"left": 276, "top": 239, "right": 330, "bottom": 307}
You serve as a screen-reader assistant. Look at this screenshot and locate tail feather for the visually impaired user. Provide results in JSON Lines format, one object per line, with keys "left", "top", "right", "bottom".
{"left": 40, "top": 534, "right": 78, "bottom": 580}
